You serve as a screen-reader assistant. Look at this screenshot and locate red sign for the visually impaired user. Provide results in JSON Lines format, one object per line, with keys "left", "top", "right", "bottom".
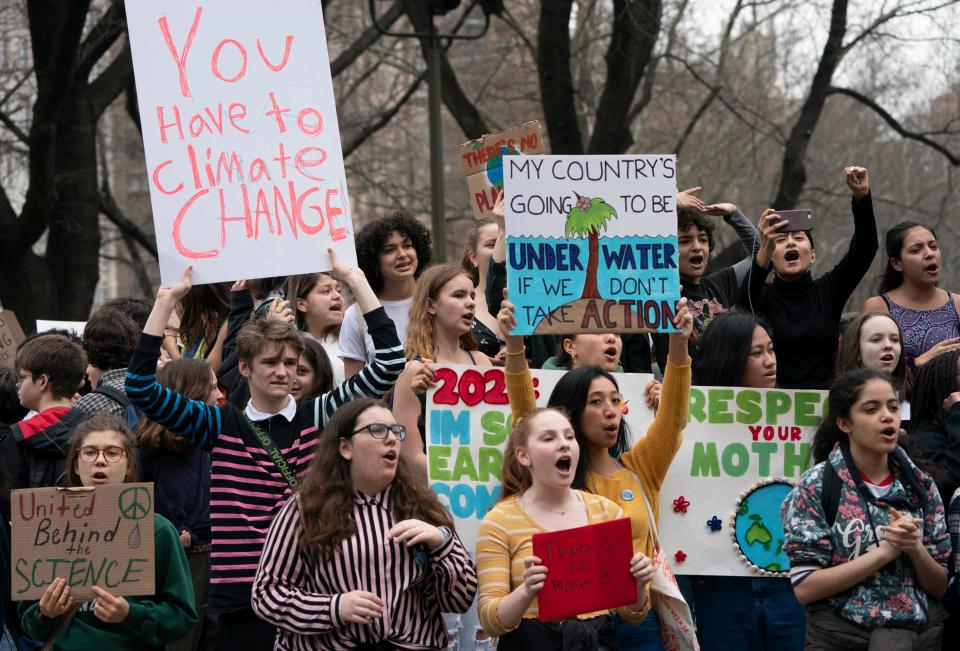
{"left": 532, "top": 517, "right": 636, "bottom": 621}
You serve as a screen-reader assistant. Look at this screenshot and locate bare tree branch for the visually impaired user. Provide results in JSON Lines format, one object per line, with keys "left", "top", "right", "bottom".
{"left": 331, "top": 1, "right": 404, "bottom": 77}
{"left": 99, "top": 185, "right": 158, "bottom": 258}
{"left": 75, "top": 0, "right": 126, "bottom": 82}
{"left": 829, "top": 86, "right": 960, "bottom": 165}
{"left": 401, "top": 0, "right": 489, "bottom": 139}
{"left": 343, "top": 69, "right": 427, "bottom": 157}
{"left": 0, "top": 107, "right": 28, "bottom": 144}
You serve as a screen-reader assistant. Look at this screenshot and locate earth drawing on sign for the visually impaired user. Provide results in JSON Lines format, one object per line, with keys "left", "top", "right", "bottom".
{"left": 730, "top": 480, "right": 793, "bottom": 576}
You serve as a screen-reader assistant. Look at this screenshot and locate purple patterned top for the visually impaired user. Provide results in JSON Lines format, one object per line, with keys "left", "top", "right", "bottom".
{"left": 882, "top": 292, "right": 960, "bottom": 369}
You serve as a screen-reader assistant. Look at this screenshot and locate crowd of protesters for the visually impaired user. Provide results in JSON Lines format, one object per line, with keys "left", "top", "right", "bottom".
{"left": 0, "top": 164, "right": 959, "bottom": 651}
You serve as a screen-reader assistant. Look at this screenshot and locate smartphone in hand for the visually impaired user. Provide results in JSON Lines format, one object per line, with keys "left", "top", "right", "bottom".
{"left": 773, "top": 209, "right": 813, "bottom": 233}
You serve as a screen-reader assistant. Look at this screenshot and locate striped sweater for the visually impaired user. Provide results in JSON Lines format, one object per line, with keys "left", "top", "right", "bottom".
{"left": 252, "top": 486, "right": 477, "bottom": 649}
{"left": 126, "top": 307, "right": 404, "bottom": 614}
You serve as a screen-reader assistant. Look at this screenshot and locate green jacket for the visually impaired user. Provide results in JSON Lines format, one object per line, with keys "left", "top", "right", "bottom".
{"left": 20, "top": 514, "right": 197, "bottom": 650}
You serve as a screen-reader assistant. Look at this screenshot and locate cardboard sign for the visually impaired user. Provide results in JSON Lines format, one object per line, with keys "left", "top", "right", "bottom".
{"left": 0, "top": 310, "right": 26, "bottom": 368}
{"left": 457, "top": 121, "right": 544, "bottom": 219}
{"left": 427, "top": 364, "right": 654, "bottom": 551}
{"left": 532, "top": 518, "right": 636, "bottom": 621}
{"left": 125, "top": 1, "right": 356, "bottom": 286}
{"left": 35, "top": 320, "right": 87, "bottom": 337}
{"left": 426, "top": 367, "right": 826, "bottom": 577}
{"left": 12, "top": 484, "right": 156, "bottom": 601}
{"left": 504, "top": 155, "right": 680, "bottom": 335}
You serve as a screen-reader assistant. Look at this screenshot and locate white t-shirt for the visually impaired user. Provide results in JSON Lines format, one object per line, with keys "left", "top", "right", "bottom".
{"left": 339, "top": 298, "right": 411, "bottom": 364}
{"left": 320, "top": 333, "right": 345, "bottom": 386}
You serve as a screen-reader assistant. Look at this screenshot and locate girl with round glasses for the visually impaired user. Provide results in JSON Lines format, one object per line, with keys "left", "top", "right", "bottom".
{"left": 252, "top": 398, "right": 477, "bottom": 649}
{"left": 18, "top": 412, "right": 197, "bottom": 650}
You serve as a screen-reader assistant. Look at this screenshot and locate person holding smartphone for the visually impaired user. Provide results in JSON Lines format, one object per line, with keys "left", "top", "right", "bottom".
{"left": 738, "top": 166, "right": 877, "bottom": 389}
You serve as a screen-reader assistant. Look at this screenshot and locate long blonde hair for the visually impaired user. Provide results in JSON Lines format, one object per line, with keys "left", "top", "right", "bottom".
{"left": 404, "top": 264, "right": 478, "bottom": 360}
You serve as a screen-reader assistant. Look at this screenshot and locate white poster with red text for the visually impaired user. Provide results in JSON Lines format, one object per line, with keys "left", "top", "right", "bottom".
{"left": 126, "top": 0, "right": 356, "bottom": 285}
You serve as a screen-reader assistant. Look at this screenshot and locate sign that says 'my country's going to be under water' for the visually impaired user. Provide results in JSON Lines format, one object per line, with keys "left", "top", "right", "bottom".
{"left": 504, "top": 155, "right": 680, "bottom": 335}
{"left": 11, "top": 484, "right": 156, "bottom": 601}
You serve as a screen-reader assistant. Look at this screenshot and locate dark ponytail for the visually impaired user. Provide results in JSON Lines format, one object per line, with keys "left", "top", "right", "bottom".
{"left": 812, "top": 369, "right": 893, "bottom": 463}
{"left": 877, "top": 222, "right": 935, "bottom": 294}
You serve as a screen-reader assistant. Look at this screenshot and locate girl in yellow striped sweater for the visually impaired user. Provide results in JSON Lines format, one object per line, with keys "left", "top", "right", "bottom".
{"left": 495, "top": 291, "right": 694, "bottom": 650}
{"left": 476, "top": 406, "right": 655, "bottom": 649}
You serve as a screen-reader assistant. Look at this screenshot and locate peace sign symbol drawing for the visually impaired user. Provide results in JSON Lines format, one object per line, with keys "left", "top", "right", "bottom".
{"left": 118, "top": 487, "right": 152, "bottom": 521}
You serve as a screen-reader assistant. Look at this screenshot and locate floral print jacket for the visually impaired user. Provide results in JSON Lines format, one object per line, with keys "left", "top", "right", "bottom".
{"left": 781, "top": 446, "right": 950, "bottom": 631}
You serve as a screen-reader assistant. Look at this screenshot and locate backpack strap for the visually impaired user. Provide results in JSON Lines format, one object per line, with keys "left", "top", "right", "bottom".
{"left": 93, "top": 384, "right": 130, "bottom": 409}
{"left": 821, "top": 460, "right": 842, "bottom": 527}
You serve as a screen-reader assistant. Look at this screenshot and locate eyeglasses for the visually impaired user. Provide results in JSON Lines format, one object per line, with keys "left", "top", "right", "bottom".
{"left": 352, "top": 423, "right": 407, "bottom": 440}
{"left": 79, "top": 446, "right": 126, "bottom": 464}
{"left": 16, "top": 373, "right": 45, "bottom": 388}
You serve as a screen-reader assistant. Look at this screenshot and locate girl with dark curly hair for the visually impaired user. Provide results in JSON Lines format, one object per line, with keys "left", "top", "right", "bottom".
{"left": 340, "top": 212, "right": 433, "bottom": 378}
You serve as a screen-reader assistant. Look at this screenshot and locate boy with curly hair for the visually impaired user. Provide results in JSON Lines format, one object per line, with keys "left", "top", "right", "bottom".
{"left": 340, "top": 211, "right": 433, "bottom": 377}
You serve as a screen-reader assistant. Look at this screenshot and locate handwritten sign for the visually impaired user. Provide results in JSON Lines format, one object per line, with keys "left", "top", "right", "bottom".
{"left": 125, "top": 1, "right": 356, "bottom": 286}
{"left": 504, "top": 155, "right": 680, "bottom": 335}
{"left": 0, "top": 310, "right": 25, "bottom": 368}
{"left": 457, "top": 121, "right": 545, "bottom": 219}
{"left": 426, "top": 366, "right": 826, "bottom": 577}
{"left": 12, "top": 484, "right": 156, "bottom": 601}
{"left": 532, "top": 518, "right": 635, "bottom": 621}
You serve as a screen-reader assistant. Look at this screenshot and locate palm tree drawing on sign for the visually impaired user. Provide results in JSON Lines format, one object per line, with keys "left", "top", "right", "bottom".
{"left": 565, "top": 193, "right": 618, "bottom": 300}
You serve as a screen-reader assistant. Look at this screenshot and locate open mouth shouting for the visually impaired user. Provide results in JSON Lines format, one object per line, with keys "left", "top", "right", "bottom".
{"left": 603, "top": 346, "right": 619, "bottom": 364}
{"left": 880, "top": 426, "right": 898, "bottom": 444}
{"left": 783, "top": 249, "right": 801, "bottom": 263}
{"left": 555, "top": 454, "right": 573, "bottom": 478}
{"left": 688, "top": 253, "right": 705, "bottom": 270}
{"left": 878, "top": 352, "right": 896, "bottom": 369}
{"left": 383, "top": 449, "right": 399, "bottom": 466}
{"left": 91, "top": 471, "right": 109, "bottom": 485}
{"left": 923, "top": 261, "right": 940, "bottom": 276}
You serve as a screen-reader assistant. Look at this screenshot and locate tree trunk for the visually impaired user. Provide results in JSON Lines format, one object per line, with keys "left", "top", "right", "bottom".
{"left": 581, "top": 231, "right": 600, "bottom": 299}
{"left": 537, "top": 0, "right": 583, "bottom": 154}
{"left": 46, "top": 96, "right": 103, "bottom": 319}
{"left": 587, "top": 0, "right": 662, "bottom": 155}
{"left": 771, "top": 0, "right": 849, "bottom": 209}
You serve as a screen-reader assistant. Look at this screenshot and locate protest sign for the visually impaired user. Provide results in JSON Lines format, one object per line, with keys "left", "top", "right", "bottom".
{"left": 36, "top": 320, "right": 86, "bottom": 337}
{"left": 125, "top": 1, "right": 356, "bottom": 286}
{"left": 457, "top": 121, "right": 544, "bottom": 220}
{"left": 427, "top": 364, "right": 654, "bottom": 551}
{"left": 504, "top": 155, "right": 680, "bottom": 335}
{"left": 427, "top": 366, "right": 826, "bottom": 577}
{"left": 532, "top": 518, "right": 635, "bottom": 621}
{"left": 12, "top": 484, "right": 156, "bottom": 601}
{"left": 658, "top": 386, "right": 825, "bottom": 577}
{"left": 0, "top": 310, "right": 25, "bottom": 368}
